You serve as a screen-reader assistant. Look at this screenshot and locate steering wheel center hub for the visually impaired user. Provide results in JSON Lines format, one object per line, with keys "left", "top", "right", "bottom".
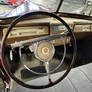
{"left": 34, "top": 41, "right": 55, "bottom": 62}
{"left": 42, "top": 47, "right": 49, "bottom": 55}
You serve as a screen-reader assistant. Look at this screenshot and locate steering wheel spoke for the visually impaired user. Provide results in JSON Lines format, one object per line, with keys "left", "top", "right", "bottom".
{"left": 44, "top": 62, "right": 53, "bottom": 84}
{"left": 10, "top": 32, "right": 67, "bottom": 48}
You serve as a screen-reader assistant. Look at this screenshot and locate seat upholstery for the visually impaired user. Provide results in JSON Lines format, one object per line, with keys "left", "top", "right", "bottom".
{"left": 11, "top": 63, "right": 92, "bottom": 92}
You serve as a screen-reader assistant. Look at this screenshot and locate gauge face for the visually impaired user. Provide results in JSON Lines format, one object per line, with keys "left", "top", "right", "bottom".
{"left": 53, "top": 25, "right": 67, "bottom": 32}
{"left": 53, "top": 24, "right": 72, "bottom": 32}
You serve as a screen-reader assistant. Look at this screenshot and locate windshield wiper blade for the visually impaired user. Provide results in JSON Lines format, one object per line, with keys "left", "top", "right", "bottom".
{"left": 56, "top": 0, "right": 64, "bottom": 13}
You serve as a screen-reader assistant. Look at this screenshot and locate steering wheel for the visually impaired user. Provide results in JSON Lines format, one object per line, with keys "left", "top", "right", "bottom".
{"left": 1, "top": 11, "right": 77, "bottom": 89}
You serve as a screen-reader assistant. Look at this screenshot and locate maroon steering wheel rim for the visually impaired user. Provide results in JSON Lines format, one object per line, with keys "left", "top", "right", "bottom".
{"left": 1, "top": 11, "right": 77, "bottom": 89}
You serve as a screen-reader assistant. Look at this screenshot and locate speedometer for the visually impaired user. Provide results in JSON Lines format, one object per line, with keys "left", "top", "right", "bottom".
{"left": 53, "top": 24, "right": 73, "bottom": 32}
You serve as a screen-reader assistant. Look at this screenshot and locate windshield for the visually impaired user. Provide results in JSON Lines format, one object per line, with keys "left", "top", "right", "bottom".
{"left": 30, "top": 0, "right": 61, "bottom": 11}
{"left": 31, "top": 0, "right": 92, "bottom": 16}
{"left": 0, "top": 0, "right": 92, "bottom": 18}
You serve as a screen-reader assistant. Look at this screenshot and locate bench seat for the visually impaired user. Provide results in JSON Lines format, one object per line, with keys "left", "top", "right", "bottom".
{"left": 11, "top": 63, "right": 92, "bottom": 92}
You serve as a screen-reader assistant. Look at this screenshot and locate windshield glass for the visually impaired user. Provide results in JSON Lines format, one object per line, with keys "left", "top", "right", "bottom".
{"left": 31, "top": 0, "right": 92, "bottom": 16}
{"left": 0, "top": 0, "right": 92, "bottom": 18}
{"left": 30, "top": 0, "right": 61, "bottom": 11}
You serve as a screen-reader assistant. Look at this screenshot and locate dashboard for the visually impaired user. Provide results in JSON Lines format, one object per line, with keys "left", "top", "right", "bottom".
{"left": 1, "top": 17, "right": 92, "bottom": 45}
